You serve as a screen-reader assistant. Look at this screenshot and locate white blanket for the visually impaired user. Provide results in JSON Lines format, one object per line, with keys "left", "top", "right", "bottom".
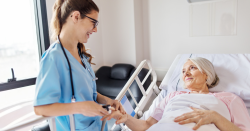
{"left": 147, "top": 123, "right": 193, "bottom": 131}
{"left": 147, "top": 94, "right": 231, "bottom": 131}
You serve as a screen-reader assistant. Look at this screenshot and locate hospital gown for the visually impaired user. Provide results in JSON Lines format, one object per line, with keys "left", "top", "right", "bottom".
{"left": 149, "top": 91, "right": 250, "bottom": 131}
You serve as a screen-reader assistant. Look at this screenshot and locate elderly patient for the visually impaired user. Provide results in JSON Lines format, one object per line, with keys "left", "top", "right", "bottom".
{"left": 101, "top": 57, "right": 250, "bottom": 131}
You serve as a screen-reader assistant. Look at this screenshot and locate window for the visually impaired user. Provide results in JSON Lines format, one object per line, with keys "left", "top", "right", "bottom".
{"left": 0, "top": 0, "right": 40, "bottom": 83}
{"left": 0, "top": 0, "right": 49, "bottom": 130}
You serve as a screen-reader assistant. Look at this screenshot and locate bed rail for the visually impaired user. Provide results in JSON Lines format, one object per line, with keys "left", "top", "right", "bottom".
{"left": 0, "top": 60, "right": 159, "bottom": 131}
{"left": 111, "top": 60, "right": 158, "bottom": 130}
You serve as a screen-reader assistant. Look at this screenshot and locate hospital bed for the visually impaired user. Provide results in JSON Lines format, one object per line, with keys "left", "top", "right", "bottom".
{"left": 139, "top": 54, "right": 250, "bottom": 123}
{"left": 116, "top": 54, "right": 250, "bottom": 131}
{"left": 1, "top": 54, "right": 250, "bottom": 131}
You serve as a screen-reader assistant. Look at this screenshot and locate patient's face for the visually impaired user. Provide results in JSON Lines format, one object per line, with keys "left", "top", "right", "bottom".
{"left": 182, "top": 60, "right": 208, "bottom": 91}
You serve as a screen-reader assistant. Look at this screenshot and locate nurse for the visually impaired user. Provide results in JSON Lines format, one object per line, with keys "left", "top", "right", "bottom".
{"left": 34, "top": 0, "right": 124, "bottom": 130}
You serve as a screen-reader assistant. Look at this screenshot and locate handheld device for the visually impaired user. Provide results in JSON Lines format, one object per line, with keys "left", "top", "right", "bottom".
{"left": 102, "top": 105, "right": 112, "bottom": 114}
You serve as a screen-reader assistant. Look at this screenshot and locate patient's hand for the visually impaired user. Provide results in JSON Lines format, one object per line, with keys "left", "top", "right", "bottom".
{"left": 106, "top": 99, "right": 126, "bottom": 114}
{"left": 174, "top": 107, "right": 219, "bottom": 130}
{"left": 100, "top": 110, "right": 128, "bottom": 124}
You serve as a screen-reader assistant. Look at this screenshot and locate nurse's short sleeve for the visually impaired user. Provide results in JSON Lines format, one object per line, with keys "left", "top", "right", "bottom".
{"left": 34, "top": 54, "right": 61, "bottom": 106}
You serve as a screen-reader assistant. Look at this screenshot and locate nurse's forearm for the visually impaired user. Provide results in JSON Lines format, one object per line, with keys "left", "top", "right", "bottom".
{"left": 35, "top": 101, "right": 109, "bottom": 117}
{"left": 34, "top": 103, "right": 80, "bottom": 117}
{"left": 97, "top": 92, "right": 111, "bottom": 104}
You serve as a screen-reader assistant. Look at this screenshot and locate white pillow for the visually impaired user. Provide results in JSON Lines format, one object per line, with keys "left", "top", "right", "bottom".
{"left": 160, "top": 54, "right": 250, "bottom": 109}
{"left": 159, "top": 54, "right": 190, "bottom": 92}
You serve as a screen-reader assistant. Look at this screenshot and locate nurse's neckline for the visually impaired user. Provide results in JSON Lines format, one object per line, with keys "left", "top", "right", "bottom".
{"left": 57, "top": 42, "right": 87, "bottom": 69}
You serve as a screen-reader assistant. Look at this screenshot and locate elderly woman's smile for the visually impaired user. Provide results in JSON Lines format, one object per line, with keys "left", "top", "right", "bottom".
{"left": 185, "top": 78, "right": 193, "bottom": 81}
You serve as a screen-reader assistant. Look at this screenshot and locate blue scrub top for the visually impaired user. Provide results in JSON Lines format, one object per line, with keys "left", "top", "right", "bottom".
{"left": 34, "top": 43, "right": 108, "bottom": 131}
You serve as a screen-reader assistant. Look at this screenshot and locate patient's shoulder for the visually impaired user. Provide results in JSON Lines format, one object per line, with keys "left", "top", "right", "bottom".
{"left": 212, "top": 92, "right": 240, "bottom": 105}
{"left": 213, "top": 92, "right": 238, "bottom": 98}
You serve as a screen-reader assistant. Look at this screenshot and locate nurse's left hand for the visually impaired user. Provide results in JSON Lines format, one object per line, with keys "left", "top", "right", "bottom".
{"left": 107, "top": 99, "right": 126, "bottom": 114}
{"left": 174, "top": 107, "right": 219, "bottom": 130}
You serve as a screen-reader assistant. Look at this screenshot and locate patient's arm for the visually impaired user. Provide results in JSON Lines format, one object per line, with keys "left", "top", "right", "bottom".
{"left": 125, "top": 115, "right": 158, "bottom": 131}
{"left": 212, "top": 111, "right": 242, "bottom": 131}
{"left": 101, "top": 110, "right": 158, "bottom": 131}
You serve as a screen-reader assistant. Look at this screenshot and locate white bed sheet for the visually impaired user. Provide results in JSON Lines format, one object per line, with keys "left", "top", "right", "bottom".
{"left": 146, "top": 123, "right": 193, "bottom": 131}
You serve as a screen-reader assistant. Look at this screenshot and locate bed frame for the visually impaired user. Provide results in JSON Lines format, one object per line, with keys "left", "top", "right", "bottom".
{"left": 110, "top": 60, "right": 159, "bottom": 130}
{"left": 1, "top": 60, "right": 159, "bottom": 131}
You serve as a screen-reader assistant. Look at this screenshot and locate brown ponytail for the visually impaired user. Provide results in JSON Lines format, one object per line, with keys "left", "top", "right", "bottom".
{"left": 51, "top": 0, "right": 64, "bottom": 41}
{"left": 50, "top": 0, "right": 99, "bottom": 65}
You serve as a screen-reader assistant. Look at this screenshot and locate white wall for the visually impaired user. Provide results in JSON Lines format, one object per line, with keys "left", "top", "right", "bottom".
{"left": 85, "top": 0, "right": 104, "bottom": 70}
{"left": 148, "top": 0, "right": 250, "bottom": 74}
{"left": 134, "top": 0, "right": 144, "bottom": 66}
{"left": 46, "top": 0, "right": 250, "bottom": 80}
{"left": 45, "top": 0, "right": 53, "bottom": 44}
{"left": 100, "top": 0, "right": 137, "bottom": 66}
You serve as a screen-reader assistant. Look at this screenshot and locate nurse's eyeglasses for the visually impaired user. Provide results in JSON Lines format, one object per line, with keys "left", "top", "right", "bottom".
{"left": 71, "top": 14, "right": 99, "bottom": 29}
{"left": 83, "top": 14, "right": 99, "bottom": 29}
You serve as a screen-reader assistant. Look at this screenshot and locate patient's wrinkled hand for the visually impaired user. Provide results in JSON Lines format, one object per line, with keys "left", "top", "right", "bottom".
{"left": 100, "top": 110, "right": 128, "bottom": 124}
{"left": 174, "top": 107, "right": 219, "bottom": 130}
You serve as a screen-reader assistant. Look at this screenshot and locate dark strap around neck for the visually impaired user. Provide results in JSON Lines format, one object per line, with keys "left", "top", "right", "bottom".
{"left": 58, "top": 37, "right": 75, "bottom": 100}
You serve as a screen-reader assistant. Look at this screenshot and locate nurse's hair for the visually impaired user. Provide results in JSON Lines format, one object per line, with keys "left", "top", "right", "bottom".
{"left": 51, "top": 0, "right": 99, "bottom": 65}
{"left": 182, "top": 57, "right": 219, "bottom": 89}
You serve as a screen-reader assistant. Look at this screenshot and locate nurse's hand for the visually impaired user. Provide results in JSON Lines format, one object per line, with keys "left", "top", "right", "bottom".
{"left": 107, "top": 99, "right": 126, "bottom": 114}
{"left": 78, "top": 101, "right": 109, "bottom": 117}
{"left": 100, "top": 110, "right": 128, "bottom": 124}
{"left": 174, "top": 107, "right": 218, "bottom": 130}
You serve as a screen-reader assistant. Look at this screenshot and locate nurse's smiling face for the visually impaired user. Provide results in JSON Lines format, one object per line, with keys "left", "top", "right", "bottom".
{"left": 73, "top": 10, "right": 99, "bottom": 43}
{"left": 182, "top": 60, "right": 208, "bottom": 91}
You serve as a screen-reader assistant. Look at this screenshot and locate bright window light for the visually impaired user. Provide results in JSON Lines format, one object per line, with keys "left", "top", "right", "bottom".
{"left": 0, "top": 0, "right": 39, "bottom": 112}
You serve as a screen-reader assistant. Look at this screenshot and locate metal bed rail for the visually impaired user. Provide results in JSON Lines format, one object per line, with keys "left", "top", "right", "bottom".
{"left": 111, "top": 60, "right": 158, "bottom": 130}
